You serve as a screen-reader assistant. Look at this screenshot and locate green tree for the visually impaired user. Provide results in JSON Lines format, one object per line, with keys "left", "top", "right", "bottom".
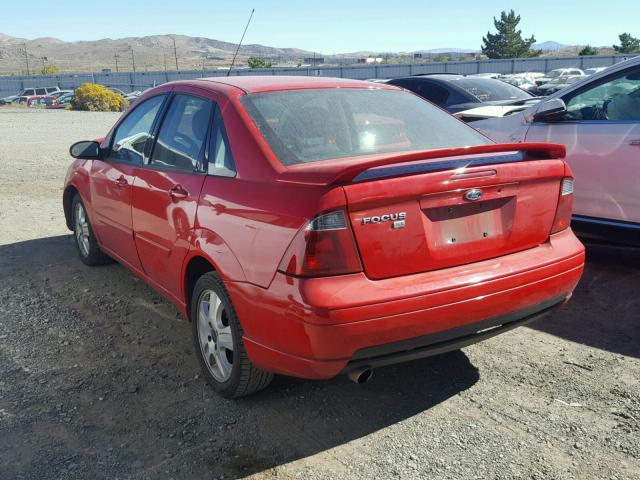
{"left": 578, "top": 45, "right": 599, "bottom": 56}
{"left": 613, "top": 33, "right": 640, "bottom": 54}
{"left": 247, "top": 57, "right": 272, "bottom": 68}
{"left": 481, "top": 10, "right": 540, "bottom": 59}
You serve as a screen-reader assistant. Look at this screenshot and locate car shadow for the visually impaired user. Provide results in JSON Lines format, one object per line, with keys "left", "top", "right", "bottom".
{"left": 529, "top": 242, "right": 640, "bottom": 359}
{"left": 0, "top": 235, "right": 480, "bottom": 479}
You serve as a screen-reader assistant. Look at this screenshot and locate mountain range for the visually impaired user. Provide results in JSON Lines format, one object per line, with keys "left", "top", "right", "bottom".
{"left": 0, "top": 33, "right": 603, "bottom": 75}
{"left": 0, "top": 33, "right": 314, "bottom": 74}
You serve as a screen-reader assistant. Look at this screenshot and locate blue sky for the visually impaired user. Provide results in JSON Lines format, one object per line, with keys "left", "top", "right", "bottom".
{"left": 3, "top": 0, "right": 640, "bottom": 53}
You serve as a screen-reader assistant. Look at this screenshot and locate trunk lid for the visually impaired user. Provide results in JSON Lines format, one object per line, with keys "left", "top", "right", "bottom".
{"left": 337, "top": 145, "right": 566, "bottom": 279}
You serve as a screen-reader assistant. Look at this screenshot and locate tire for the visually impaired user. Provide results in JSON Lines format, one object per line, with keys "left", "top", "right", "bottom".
{"left": 191, "top": 271, "right": 273, "bottom": 398}
{"left": 71, "top": 195, "right": 112, "bottom": 266}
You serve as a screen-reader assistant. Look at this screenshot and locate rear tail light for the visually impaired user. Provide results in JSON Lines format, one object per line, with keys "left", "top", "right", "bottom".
{"left": 278, "top": 210, "right": 363, "bottom": 277}
{"left": 551, "top": 177, "right": 574, "bottom": 234}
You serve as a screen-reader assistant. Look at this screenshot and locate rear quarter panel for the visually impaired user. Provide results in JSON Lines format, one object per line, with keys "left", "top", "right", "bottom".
{"left": 195, "top": 177, "right": 346, "bottom": 287}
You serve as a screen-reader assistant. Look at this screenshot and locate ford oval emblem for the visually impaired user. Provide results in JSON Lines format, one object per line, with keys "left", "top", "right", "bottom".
{"left": 464, "top": 189, "right": 483, "bottom": 201}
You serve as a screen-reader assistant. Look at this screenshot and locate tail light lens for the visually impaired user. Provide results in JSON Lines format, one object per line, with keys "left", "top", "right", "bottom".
{"left": 551, "top": 177, "right": 574, "bottom": 234}
{"left": 278, "top": 210, "right": 363, "bottom": 277}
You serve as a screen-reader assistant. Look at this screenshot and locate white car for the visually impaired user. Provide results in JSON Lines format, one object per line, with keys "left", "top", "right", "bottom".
{"left": 584, "top": 67, "right": 608, "bottom": 76}
{"left": 472, "top": 56, "right": 640, "bottom": 246}
{"left": 534, "top": 68, "right": 585, "bottom": 86}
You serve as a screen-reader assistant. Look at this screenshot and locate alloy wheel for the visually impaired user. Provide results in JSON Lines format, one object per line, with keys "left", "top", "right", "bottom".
{"left": 74, "top": 202, "right": 90, "bottom": 257}
{"left": 197, "top": 289, "right": 234, "bottom": 382}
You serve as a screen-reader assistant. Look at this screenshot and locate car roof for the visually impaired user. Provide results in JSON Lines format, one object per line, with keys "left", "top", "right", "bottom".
{"left": 183, "top": 75, "right": 399, "bottom": 94}
{"left": 397, "top": 74, "right": 465, "bottom": 81}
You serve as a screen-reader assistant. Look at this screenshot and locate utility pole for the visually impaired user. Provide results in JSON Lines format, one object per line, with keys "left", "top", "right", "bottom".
{"left": 114, "top": 52, "right": 120, "bottom": 72}
{"left": 163, "top": 53, "right": 167, "bottom": 72}
{"left": 172, "top": 37, "right": 179, "bottom": 71}
{"left": 131, "top": 48, "right": 136, "bottom": 73}
{"left": 23, "top": 43, "right": 30, "bottom": 75}
{"left": 41, "top": 56, "right": 47, "bottom": 72}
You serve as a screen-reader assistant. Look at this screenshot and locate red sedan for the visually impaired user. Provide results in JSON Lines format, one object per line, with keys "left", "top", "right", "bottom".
{"left": 63, "top": 76, "right": 584, "bottom": 397}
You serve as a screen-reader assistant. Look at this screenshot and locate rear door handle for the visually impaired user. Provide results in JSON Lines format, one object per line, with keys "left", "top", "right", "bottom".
{"left": 630, "top": 140, "right": 640, "bottom": 147}
{"left": 115, "top": 175, "right": 128, "bottom": 187}
{"left": 169, "top": 185, "right": 188, "bottom": 200}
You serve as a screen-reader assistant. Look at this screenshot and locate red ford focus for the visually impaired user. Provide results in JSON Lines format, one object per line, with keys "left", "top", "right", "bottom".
{"left": 63, "top": 76, "right": 584, "bottom": 397}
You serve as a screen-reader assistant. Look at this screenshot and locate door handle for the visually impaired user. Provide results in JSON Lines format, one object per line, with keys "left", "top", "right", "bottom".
{"left": 169, "top": 185, "right": 188, "bottom": 200}
{"left": 630, "top": 140, "right": 640, "bottom": 147}
{"left": 114, "top": 175, "right": 128, "bottom": 187}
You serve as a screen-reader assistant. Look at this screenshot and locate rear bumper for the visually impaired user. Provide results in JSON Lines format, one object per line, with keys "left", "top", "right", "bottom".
{"left": 342, "top": 294, "right": 564, "bottom": 373}
{"left": 227, "top": 229, "right": 584, "bottom": 379}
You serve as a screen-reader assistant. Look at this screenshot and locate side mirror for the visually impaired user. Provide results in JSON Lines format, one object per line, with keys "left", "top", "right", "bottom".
{"left": 532, "top": 98, "right": 567, "bottom": 123}
{"left": 70, "top": 140, "right": 102, "bottom": 160}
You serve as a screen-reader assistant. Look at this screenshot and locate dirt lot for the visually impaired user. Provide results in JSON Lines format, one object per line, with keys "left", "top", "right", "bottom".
{"left": 0, "top": 107, "right": 639, "bottom": 480}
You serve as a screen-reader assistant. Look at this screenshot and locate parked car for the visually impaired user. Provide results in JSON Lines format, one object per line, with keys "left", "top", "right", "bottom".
{"left": 124, "top": 90, "right": 144, "bottom": 103}
{"left": 50, "top": 89, "right": 74, "bottom": 98}
{"left": 501, "top": 75, "right": 536, "bottom": 91}
{"left": 0, "top": 86, "right": 61, "bottom": 104}
{"left": 533, "top": 75, "right": 585, "bottom": 96}
{"left": 25, "top": 95, "right": 58, "bottom": 108}
{"left": 534, "top": 68, "right": 585, "bottom": 87}
{"left": 63, "top": 76, "right": 584, "bottom": 397}
{"left": 584, "top": 67, "right": 608, "bottom": 76}
{"left": 387, "top": 74, "right": 539, "bottom": 121}
{"left": 48, "top": 92, "right": 75, "bottom": 108}
{"left": 473, "top": 56, "right": 640, "bottom": 245}
{"left": 106, "top": 87, "right": 128, "bottom": 97}
{"left": 470, "top": 73, "right": 502, "bottom": 79}
{"left": 500, "top": 73, "right": 543, "bottom": 93}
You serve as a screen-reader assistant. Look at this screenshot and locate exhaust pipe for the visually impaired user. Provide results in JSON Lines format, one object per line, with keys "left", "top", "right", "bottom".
{"left": 347, "top": 367, "right": 373, "bottom": 384}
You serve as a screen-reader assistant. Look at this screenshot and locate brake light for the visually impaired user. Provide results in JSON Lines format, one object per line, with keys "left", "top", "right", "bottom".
{"left": 551, "top": 177, "right": 574, "bottom": 234}
{"left": 278, "top": 210, "right": 363, "bottom": 277}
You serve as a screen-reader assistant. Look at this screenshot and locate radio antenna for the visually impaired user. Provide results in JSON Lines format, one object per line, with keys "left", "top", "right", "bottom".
{"left": 227, "top": 8, "right": 255, "bottom": 77}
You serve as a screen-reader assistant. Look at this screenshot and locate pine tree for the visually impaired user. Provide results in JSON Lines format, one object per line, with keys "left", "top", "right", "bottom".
{"left": 613, "top": 33, "right": 640, "bottom": 54}
{"left": 481, "top": 10, "right": 540, "bottom": 59}
{"left": 578, "top": 45, "right": 598, "bottom": 56}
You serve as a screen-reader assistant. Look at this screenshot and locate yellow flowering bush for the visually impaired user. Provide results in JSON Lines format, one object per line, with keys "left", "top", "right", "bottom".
{"left": 72, "top": 83, "right": 128, "bottom": 112}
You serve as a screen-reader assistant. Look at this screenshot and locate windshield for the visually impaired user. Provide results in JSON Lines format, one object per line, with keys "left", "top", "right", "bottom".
{"left": 241, "top": 88, "right": 490, "bottom": 165}
{"left": 451, "top": 78, "right": 531, "bottom": 102}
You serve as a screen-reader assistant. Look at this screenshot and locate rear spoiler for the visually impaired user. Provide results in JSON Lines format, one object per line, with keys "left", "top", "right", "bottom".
{"left": 277, "top": 143, "right": 566, "bottom": 186}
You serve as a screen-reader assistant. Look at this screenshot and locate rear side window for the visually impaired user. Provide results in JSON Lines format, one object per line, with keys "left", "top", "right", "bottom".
{"left": 452, "top": 78, "right": 531, "bottom": 102}
{"left": 111, "top": 95, "right": 166, "bottom": 164}
{"left": 413, "top": 82, "right": 450, "bottom": 106}
{"left": 150, "top": 94, "right": 213, "bottom": 172}
{"left": 241, "top": 89, "right": 490, "bottom": 165}
{"left": 207, "top": 108, "right": 235, "bottom": 177}
{"left": 35, "top": 88, "right": 46, "bottom": 95}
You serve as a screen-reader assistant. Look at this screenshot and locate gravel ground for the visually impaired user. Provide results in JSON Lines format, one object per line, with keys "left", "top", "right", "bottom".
{"left": 0, "top": 107, "right": 639, "bottom": 480}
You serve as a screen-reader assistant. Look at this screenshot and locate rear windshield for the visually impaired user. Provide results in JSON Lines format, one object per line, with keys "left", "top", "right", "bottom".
{"left": 241, "top": 88, "right": 490, "bottom": 165}
{"left": 452, "top": 78, "right": 531, "bottom": 102}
